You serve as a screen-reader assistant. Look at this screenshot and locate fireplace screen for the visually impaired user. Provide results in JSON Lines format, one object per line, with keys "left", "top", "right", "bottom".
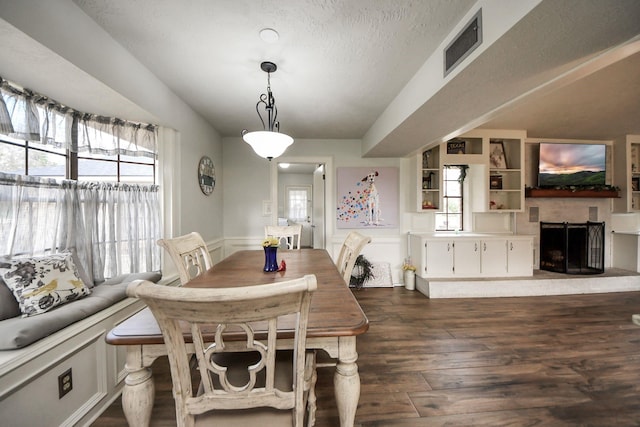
{"left": 539, "top": 221, "right": 604, "bottom": 274}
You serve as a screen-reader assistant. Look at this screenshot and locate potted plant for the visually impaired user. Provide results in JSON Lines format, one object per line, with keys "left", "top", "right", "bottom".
{"left": 402, "top": 260, "right": 416, "bottom": 290}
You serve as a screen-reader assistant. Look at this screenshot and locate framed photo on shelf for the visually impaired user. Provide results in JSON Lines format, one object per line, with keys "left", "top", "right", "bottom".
{"left": 632, "top": 177, "right": 639, "bottom": 192}
{"left": 490, "top": 175, "right": 503, "bottom": 190}
{"left": 489, "top": 141, "right": 507, "bottom": 169}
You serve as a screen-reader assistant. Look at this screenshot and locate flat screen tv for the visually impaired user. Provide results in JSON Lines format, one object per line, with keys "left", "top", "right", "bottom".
{"left": 538, "top": 143, "right": 606, "bottom": 187}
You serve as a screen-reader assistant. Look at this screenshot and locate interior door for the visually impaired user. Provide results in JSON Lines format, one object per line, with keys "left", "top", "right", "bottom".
{"left": 313, "top": 165, "right": 325, "bottom": 249}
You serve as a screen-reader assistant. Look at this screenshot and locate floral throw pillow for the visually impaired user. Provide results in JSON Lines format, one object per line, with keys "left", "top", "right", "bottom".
{"left": 0, "top": 252, "right": 91, "bottom": 317}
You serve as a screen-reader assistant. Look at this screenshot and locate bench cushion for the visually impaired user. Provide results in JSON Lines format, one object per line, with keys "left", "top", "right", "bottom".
{"left": 0, "top": 271, "right": 161, "bottom": 349}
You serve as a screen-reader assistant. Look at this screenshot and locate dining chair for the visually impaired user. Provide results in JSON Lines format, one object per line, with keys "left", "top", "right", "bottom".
{"left": 336, "top": 231, "right": 372, "bottom": 286}
{"left": 158, "top": 232, "right": 213, "bottom": 285}
{"left": 265, "top": 224, "right": 303, "bottom": 250}
{"left": 127, "top": 275, "right": 318, "bottom": 427}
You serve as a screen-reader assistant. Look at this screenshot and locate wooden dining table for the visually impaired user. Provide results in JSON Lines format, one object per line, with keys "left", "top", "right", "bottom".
{"left": 106, "top": 248, "right": 369, "bottom": 427}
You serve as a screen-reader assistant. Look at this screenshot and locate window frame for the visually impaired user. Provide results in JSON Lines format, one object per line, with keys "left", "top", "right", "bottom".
{"left": 436, "top": 165, "right": 464, "bottom": 232}
{"left": 0, "top": 136, "right": 156, "bottom": 184}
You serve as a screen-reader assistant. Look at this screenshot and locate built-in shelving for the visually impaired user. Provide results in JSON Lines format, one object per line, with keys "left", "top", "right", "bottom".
{"left": 419, "top": 145, "right": 440, "bottom": 211}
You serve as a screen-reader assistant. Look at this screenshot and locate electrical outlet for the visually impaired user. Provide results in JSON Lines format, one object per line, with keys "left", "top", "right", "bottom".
{"left": 58, "top": 368, "right": 72, "bottom": 399}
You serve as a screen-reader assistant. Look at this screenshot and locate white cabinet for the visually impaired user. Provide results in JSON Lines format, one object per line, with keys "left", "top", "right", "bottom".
{"left": 454, "top": 239, "right": 481, "bottom": 277}
{"left": 481, "top": 239, "right": 508, "bottom": 276}
{"left": 507, "top": 238, "right": 533, "bottom": 275}
{"left": 410, "top": 233, "right": 533, "bottom": 279}
{"left": 423, "top": 239, "right": 454, "bottom": 277}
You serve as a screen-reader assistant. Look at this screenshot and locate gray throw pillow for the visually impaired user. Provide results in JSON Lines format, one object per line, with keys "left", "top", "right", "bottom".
{"left": 0, "top": 277, "right": 21, "bottom": 320}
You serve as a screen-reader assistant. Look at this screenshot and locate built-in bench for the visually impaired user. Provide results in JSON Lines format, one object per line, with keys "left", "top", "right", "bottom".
{"left": 0, "top": 269, "right": 162, "bottom": 426}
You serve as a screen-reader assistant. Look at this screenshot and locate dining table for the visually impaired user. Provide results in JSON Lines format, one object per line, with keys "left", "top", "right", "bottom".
{"left": 106, "top": 248, "right": 370, "bottom": 427}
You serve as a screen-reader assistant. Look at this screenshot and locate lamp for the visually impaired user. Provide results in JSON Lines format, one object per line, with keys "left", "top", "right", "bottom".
{"left": 242, "top": 61, "right": 293, "bottom": 160}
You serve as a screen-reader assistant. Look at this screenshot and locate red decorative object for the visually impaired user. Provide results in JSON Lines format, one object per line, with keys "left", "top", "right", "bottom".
{"left": 278, "top": 260, "right": 286, "bottom": 272}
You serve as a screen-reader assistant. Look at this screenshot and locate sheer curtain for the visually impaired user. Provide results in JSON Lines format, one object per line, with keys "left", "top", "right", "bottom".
{"left": 0, "top": 77, "right": 161, "bottom": 280}
{"left": 0, "top": 77, "right": 156, "bottom": 158}
{"left": 0, "top": 173, "right": 160, "bottom": 280}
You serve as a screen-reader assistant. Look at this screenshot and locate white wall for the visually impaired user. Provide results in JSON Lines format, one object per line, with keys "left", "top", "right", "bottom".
{"left": 223, "top": 136, "right": 408, "bottom": 283}
{"left": 0, "top": 0, "right": 224, "bottom": 246}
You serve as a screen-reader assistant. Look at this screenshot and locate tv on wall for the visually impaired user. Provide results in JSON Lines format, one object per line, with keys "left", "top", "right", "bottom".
{"left": 538, "top": 142, "right": 606, "bottom": 187}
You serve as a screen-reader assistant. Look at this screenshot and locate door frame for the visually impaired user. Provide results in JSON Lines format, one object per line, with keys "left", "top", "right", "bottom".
{"left": 270, "top": 156, "right": 333, "bottom": 249}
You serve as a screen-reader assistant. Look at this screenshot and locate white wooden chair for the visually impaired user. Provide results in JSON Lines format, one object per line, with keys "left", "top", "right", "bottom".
{"left": 265, "top": 224, "right": 303, "bottom": 250}
{"left": 126, "top": 275, "right": 318, "bottom": 427}
{"left": 158, "top": 232, "right": 213, "bottom": 285}
{"left": 336, "top": 231, "right": 372, "bottom": 286}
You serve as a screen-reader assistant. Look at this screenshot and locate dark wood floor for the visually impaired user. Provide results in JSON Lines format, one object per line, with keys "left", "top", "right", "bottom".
{"left": 92, "top": 288, "right": 640, "bottom": 426}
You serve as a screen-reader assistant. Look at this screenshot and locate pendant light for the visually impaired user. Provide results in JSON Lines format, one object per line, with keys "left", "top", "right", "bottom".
{"left": 242, "top": 61, "right": 293, "bottom": 160}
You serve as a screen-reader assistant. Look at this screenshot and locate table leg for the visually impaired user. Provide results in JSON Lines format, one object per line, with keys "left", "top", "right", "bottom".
{"left": 334, "top": 336, "right": 360, "bottom": 427}
{"left": 122, "top": 346, "right": 155, "bottom": 427}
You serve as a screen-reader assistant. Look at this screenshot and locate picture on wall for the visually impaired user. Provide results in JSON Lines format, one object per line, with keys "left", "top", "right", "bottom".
{"left": 336, "top": 167, "right": 399, "bottom": 229}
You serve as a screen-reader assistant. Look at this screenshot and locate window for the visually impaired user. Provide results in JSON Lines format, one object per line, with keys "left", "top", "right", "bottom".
{"left": 0, "top": 79, "right": 157, "bottom": 183}
{"left": 286, "top": 186, "right": 311, "bottom": 222}
{"left": 0, "top": 77, "right": 160, "bottom": 280}
{"left": 435, "top": 166, "right": 463, "bottom": 231}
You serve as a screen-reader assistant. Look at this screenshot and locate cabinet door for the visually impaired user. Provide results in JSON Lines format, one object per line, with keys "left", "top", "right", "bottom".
{"left": 481, "top": 239, "right": 508, "bottom": 276}
{"left": 424, "top": 240, "right": 454, "bottom": 277}
{"left": 507, "top": 239, "right": 533, "bottom": 275}
{"left": 453, "top": 240, "right": 481, "bottom": 277}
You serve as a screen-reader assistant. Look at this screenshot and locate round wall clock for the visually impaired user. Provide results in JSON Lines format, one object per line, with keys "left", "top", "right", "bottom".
{"left": 198, "top": 156, "right": 216, "bottom": 195}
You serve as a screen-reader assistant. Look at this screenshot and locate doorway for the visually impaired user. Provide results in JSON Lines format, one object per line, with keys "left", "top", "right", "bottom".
{"left": 271, "top": 158, "right": 329, "bottom": 249}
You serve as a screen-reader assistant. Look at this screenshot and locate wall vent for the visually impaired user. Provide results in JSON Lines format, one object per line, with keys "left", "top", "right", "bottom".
{"left": 444, "top": 9, "right": 482, "bottom": 76}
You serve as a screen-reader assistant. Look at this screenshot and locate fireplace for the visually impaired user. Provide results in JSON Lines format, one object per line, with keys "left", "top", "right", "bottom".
{"left": 539, "top": 222, "right": 605, "bottom": 274}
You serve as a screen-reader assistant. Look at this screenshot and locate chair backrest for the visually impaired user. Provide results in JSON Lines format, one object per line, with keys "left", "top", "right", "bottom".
{"left": 336, "top": 231, "right": 372, "bottom": 285}
{"left": 126, "top": 275, "right": 317, "bottom": 427}
{"left": 265, "top": 224, "right": 303, "bottom": 250}
{"left": 157, "top": 232, "right": 213, "bottom": 285}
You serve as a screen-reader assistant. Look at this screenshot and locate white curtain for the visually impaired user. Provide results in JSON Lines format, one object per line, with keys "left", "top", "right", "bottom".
{"left": 0, "top": 77, "right": 156, "bottom": 158}
{"left": 0, "top": 173, "right": 161, "bottom": 281}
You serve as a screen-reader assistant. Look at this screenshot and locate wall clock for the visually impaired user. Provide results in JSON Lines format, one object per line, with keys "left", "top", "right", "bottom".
{"left": 198, "top": 156, "right": 216, "bottom": 195}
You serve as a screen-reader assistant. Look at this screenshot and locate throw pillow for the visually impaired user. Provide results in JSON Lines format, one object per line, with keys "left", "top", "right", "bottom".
{"left": 0, "top": 252, "right": 91, "bottom": 317}
{"left": 0, "top": 276, "right": 21, "bottom": 320}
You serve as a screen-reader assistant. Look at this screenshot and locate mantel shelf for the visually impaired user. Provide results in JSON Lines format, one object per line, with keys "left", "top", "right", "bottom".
{"left": 525, "top": 188, "right": 620, "bottom": 198}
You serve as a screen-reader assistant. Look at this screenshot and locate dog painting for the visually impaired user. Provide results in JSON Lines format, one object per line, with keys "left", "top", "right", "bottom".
{"left": 337, "top": 167, "right": 398, "bottom": 229}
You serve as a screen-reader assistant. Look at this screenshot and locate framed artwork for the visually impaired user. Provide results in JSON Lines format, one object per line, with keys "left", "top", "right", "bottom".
{"left": 198, "top": 156, "right": 216, "bottom": 195}
{"left": 489, "top": 141, "right": 508, "bottom": 169}
{"left": 490, "top": 175, "right": 503, "bottom": 190}
{"left": 336, "top": 167, "right": 398, "bottom": 229}
{"left": 632, "top": 177, "right": 639, "bottom": 192}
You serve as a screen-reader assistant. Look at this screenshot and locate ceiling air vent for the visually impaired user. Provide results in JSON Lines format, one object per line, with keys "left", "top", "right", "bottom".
{"left": 444, "top": 9, "right": 482, "bottom": 76}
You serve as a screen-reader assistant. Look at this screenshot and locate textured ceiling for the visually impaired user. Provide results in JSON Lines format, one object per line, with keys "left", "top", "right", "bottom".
{"left": 72, "top": 0, "right": 475, "bottom": 140}
{"left": 1, "top": 0, "right": 638, "bottom": 159}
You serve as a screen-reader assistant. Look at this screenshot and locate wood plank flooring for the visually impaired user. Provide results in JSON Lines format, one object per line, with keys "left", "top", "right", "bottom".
{"left": 92, "top": 288, "right": 640, "bottom": 426}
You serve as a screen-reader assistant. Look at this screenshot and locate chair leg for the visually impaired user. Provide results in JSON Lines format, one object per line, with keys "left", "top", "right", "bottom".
{"left": 305, "top": 351, "right": 317, "bottom": 427}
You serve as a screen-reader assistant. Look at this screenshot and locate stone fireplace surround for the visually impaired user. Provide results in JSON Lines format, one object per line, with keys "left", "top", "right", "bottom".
{"left": 515, "top": 198, "right": 612, "bottom": 270}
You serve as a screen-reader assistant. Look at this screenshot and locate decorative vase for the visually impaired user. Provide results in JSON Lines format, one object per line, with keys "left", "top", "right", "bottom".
{"left": 263, "top": 246, "right": 279, "bottom": 272}
{"left": 404, "top": 270, "right": 415, "bottom": 291}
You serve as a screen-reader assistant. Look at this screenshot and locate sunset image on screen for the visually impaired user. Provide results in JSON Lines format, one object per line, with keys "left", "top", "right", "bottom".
{"left": 538, "top": 143, "right": 606, "bottom": 187}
